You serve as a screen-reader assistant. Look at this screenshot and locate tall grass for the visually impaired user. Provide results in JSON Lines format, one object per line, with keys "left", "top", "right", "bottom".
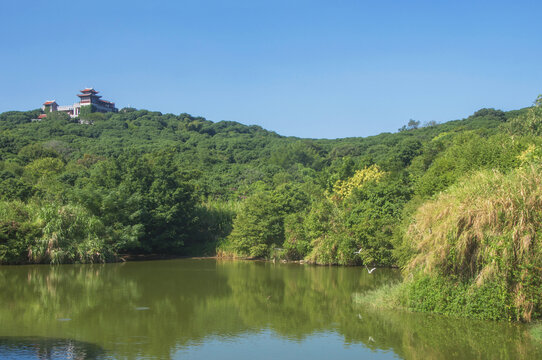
{"left": 404, "top": 164, "right": 542, "bottom": 321}
{"left": 353, "top": 281, "right": 406, "bottom": 310}
{"left": 0, "top": 200, "right": 114, "bottom": 264}
{"left": 192, "top": 199, "right": 241, "bottom": 256}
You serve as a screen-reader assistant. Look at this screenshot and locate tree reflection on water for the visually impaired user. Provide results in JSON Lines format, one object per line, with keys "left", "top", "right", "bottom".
{"left": 0, "top": 259, "right": 540, "bottom": 359}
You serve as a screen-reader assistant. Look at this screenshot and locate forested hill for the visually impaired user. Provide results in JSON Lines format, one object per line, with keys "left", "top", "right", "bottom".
{"left": 0, "top": 104, "right": 538, "bottom": 265}
{"left": 0, "top": 107, "right": 523, "bottom": 200}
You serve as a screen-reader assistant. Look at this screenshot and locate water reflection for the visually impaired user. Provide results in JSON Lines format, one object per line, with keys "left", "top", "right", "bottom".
{"left": 0, "top": 259, "right": 540, "bottom": 359}
{"left": 0, "top": 337, "right": 104, "bottom": 359}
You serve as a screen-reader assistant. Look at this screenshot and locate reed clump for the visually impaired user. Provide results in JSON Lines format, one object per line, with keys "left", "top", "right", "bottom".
{"left": 403, "top": 164, "right": 542, "bottom": 321}
{"left": 353, "top": 281, "right": 406, "bottom": 310}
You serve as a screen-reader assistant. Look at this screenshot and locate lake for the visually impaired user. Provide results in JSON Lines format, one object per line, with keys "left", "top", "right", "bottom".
{"left": 0, "top": 259, "right": 540, "bottom": 359}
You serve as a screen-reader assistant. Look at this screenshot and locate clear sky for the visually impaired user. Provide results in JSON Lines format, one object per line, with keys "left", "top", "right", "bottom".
{"left": 1, "top": 0, "right": 541, "bottom": 138}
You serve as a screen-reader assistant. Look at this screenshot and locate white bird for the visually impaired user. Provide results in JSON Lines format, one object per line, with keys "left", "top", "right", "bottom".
{"left": 354, "top": 248, "right": 363, "bottom": 254}
{"left": 365, "top": 264, "right": 377, "bottom": 274}
{"left": 369, "top": 336, "right": 375, "bottom": 343}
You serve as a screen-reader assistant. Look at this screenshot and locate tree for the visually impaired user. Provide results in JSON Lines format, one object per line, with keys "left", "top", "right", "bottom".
{"left": 398, "top": 119, "right": 420, "bottom": 131}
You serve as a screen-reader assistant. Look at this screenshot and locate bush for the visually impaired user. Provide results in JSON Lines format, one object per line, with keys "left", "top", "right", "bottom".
{"left": 0, "top": 201, "right": 41, "bottom": 263}
{"left": 402, "top": 275, "right": 511, "bottom": 320}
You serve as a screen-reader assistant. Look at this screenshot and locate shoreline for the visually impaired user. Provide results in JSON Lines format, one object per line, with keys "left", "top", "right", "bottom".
{"left": 0, "top": 253, "right": 397, "bottom": 267}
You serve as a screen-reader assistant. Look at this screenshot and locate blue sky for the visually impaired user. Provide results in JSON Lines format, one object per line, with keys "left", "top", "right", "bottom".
{"left": 1, "top": 0, "right": 541, "bottom": 138}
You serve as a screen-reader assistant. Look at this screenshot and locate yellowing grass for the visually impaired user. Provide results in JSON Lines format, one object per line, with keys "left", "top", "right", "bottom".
{"left": 405, "top": 164, "right": 542, "bottom": 321}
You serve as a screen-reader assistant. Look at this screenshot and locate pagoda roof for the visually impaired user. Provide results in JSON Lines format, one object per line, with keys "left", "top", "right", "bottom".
{"left": 77, "top": 93, "right": 102, "bottom": 98}
{"left": 43, "top": 100, "right": 57, "bottom": 105}
{"left": 38, "top": 114, "right": 47, "bottom": 119}
{"left": 80, "top": 88, "right": 99, "bottom": 94}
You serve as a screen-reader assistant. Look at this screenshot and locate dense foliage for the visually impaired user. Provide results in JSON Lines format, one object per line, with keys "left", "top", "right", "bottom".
{"left": 398, "top": 162, "right": 542, "bottom": 322}
{"left": 356, "top": 98, "right": 542, "bottom": 322}
{"left": 2, "top": 96, "right": 542, "bottom": 323}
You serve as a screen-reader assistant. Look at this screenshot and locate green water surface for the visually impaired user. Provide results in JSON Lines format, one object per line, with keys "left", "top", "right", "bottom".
{"left": 0, "top": 259, "right": 540, "bottom": 359}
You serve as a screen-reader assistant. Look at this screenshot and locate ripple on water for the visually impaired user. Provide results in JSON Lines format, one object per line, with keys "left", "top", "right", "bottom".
{"left": 0, "top": 336, "right": 105, "bottom": 359}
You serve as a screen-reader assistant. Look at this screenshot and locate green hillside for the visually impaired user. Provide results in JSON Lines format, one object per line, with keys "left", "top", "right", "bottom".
{"left": 1, "top": 98, "right": 542, "bottom": 321}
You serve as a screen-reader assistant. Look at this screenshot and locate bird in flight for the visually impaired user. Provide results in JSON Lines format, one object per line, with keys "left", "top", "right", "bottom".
{"left": 365, "top": 264, "right": 376, "bottom": 274}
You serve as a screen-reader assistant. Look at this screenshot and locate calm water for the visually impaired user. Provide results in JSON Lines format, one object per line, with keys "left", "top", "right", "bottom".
{"left": 0, "top": 259, "right": 540, "bottom": 359}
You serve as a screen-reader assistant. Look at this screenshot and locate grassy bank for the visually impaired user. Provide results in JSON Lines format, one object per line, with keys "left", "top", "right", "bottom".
{"left": 530, "top": 324, "right": 542, "bottom": 342}
{"left": 353, "top": 281, "right": 406, "bottom": 310}
{"left": 359, "top": 163, "right": 542, "bottom": 322}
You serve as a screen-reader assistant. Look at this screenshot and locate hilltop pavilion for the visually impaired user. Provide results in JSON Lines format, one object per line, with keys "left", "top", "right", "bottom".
{"left": 42, "top": 88, "right": 118, "bottom": 118}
